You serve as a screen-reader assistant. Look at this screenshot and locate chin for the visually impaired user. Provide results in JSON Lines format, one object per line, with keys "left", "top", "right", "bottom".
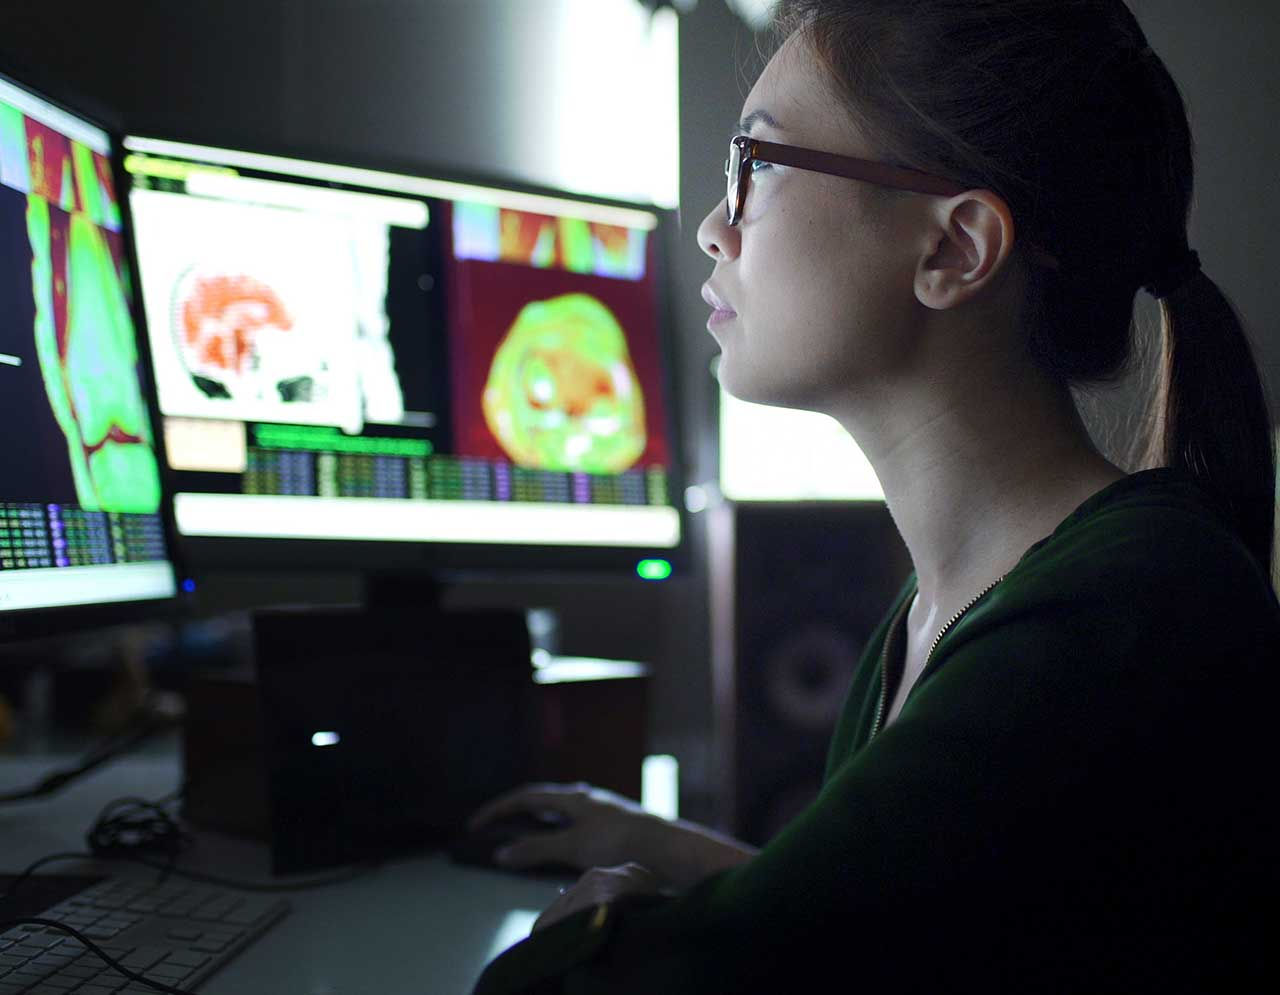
{"left": 720, "top": 366, "right": 826, "bottom": 414}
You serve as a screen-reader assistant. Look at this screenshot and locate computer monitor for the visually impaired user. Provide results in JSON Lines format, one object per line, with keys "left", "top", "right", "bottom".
{"left": 0, "top": 70, "right": 179, "bottom": 642}
{"left": 120, "top": 135, "right": 686, "bottom": 580}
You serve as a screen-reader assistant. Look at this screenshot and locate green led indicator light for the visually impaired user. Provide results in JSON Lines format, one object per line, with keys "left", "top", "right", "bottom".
{"left": 637, "top": 559, "right": 672, "bottom": 581}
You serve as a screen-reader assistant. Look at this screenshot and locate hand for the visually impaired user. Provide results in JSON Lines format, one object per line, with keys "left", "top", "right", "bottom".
{"left": 467, "top": 782, "right": 653, "bottom": 875}
{"left": 532, "top": 862, "right": 665, "bottom": 934}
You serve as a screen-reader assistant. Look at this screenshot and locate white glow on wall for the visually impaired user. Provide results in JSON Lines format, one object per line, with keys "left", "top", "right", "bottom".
{"left": 642, "top": 754, "right": 679, "bottom": 820}
{"left": 547, "top": 1, "right": 680, "bottom": 208}
{"left": 719, "top": 387, "right": 885, "bottom": 501}
{"left": 725, "top": 0, "right": 780, "bottom": 31}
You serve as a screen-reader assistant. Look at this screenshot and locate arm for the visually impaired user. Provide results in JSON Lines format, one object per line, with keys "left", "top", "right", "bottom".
{"left": 622, "top": 813, "right": 759, "bottom": 891}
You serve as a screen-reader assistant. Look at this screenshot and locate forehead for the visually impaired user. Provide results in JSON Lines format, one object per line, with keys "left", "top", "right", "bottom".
{"left": 743, "top": 31, "right": 869, "bottom": 155}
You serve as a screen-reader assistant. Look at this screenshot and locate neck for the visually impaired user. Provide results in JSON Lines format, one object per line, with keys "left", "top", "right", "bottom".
{"left": 834, "top": 359, "right": 1124, "bottom": 618}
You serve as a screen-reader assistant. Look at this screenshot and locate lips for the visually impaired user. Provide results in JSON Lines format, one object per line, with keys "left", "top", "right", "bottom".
{"left": 701, "top": 284, "right": 736, "bottom": 316}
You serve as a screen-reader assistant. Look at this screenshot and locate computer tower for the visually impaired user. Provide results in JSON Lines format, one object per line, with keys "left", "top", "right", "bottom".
{"left": 182, "top": 607, "right": 650, "bottom": 873}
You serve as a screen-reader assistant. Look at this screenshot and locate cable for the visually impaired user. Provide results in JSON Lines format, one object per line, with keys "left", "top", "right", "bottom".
{"left": 2, "top": 790, "right": 388, "bottom": 993}
{"left": 0, "top": 693, "right": 181, "bottom": 804}
{"left": 4, "top": 847, "right": 385, "bottom": 895}
{"left": 2, "top": 788, "right": 384, "bottom": 901}
{"left": 0, "top": 917, "right": 198, "bottom": 995}
{"left": 0, "top": 852, "right": 91, "bottom": 904}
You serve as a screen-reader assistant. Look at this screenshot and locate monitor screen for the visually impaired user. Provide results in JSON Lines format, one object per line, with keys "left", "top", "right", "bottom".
{"left": 0, "top": 72, "right": 177, "bottom": 625}
{"left": 122, "top": 137, "right": 682, "bottom": 568}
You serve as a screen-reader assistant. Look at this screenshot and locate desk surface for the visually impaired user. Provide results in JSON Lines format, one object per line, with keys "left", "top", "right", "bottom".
{"left": 0, "top": 742, "right": 567, "bottom": 995}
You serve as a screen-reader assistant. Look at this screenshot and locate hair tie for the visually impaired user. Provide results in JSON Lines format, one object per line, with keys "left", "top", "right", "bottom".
{"left": 1143, "top": 247, "right": 1201, "bottom": 299}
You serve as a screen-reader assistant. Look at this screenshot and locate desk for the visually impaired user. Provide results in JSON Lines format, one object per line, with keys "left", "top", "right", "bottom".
{"left": 0, "top": 739, "right": 567, "bottom": 994}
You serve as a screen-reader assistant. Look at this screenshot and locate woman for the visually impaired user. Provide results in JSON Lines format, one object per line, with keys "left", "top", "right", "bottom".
{"left": 472, "top": 1, "right": 1279, "bottom": 990}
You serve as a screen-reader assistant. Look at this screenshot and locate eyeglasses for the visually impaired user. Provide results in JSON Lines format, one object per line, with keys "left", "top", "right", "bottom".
{"left": 724, "top": 135, "right": 967, "bottom": 225}
{"left": 723, "top": 134, "right": 1061, "bottom": 270}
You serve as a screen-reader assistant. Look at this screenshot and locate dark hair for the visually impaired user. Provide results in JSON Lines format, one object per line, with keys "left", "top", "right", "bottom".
{"left": 772, "top": 0, "right": 1275, "bottom": 577}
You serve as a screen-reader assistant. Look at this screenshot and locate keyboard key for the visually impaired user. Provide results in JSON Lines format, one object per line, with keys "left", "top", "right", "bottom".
{"left": 120, "top": 946, "right": 168, "bottom": 970}
{"left": 164, "top": 927, "right": 201, "bottom": 941}
{"left": 31, "top": 951, "right": 75, "bottom": 968}
{"left": 161, "top": 951, "right": 209, "bottom": 968}
{"left": 221, "top": 897, "right": 275, "bottom": 925}
{"left": 7, "top": 969, "right": 53, "bottom": 986}
{"left": 36, "top": 974, "right": 80, "bottom": 989}
{"left": 191, "top": 935, "right": 232, "bottom": 953}
{"left": 147, "top": 961, "right": 195, "bottom": 980}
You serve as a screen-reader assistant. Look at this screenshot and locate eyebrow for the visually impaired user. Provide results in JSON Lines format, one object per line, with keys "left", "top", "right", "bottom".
{"left": 730, "top": 109, "right": 782, "bottom": 139}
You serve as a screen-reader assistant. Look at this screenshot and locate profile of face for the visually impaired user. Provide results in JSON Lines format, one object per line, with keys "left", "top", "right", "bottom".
{"left": 696, "top": 31, "right": 1019, "bottom": 419}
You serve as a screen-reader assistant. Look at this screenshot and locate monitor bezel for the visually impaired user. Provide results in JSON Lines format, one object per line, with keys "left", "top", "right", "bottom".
{"left": 0, "top": 66, "right": 187, "bottom": 644}
{"left": 118, "top": 126, "right": 692, "bottom": 582}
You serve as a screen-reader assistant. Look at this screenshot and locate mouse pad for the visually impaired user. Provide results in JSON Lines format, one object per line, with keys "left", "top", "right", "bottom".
{"left": 254, "top": 605, "right": 534, "bottom": 875}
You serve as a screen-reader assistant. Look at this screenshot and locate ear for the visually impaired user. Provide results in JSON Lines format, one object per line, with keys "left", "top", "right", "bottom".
{"left": 914, "top": 190, "right": 1016, "bottom": 310}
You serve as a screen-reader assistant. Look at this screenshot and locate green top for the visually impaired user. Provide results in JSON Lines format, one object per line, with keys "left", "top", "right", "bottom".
{"left": 474, "top": 468, "right": 1280, "bottom": 993}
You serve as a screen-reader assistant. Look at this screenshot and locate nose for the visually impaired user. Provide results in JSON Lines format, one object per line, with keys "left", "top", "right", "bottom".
{"left": 696, "top": 197, "right": 739, "bottom": 262}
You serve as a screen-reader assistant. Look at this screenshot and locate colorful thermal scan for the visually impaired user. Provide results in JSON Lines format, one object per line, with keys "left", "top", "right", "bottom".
{"left": 173, "top": 270, "right": 306, "bottom": 401}
{"left": 27, "top": 197, "right": 160, "bottom": 514}
{"left": 0, "top": 105, "right": 122, "bottom": 230}
{"left": 453, "top": 202, "right": 647, "bottom": 280}
{"left": 482, "top": 293, "right": 647, "bottom": 473}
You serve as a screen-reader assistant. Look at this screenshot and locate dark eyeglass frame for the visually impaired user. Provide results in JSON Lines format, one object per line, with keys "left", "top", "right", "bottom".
{"left": 725, "top": 135, "right": 966, "bottom": 224}
{"left": 724, "top": 135, "right": 1061, "bottom": 270}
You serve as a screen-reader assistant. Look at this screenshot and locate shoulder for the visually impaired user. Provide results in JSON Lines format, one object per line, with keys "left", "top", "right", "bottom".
{"left": 1011, "top": 471, "right": 1275, "bottom": 624}
{"left": 926, "top": 472, "right": 1279, "bottom": 706}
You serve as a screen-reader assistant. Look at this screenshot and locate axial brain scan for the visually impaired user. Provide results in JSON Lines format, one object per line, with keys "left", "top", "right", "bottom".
{"left": 482, "top": 293, "right": 647, "bottom": 474}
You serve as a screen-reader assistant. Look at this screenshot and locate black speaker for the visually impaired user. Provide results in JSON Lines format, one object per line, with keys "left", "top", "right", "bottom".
{"left": 710, "top": 501, "right": 911, "bottom": 846}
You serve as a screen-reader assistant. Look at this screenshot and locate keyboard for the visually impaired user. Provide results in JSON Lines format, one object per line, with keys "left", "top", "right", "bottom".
{"left": 0, "top": 874, "right": 289, "bottom": 994}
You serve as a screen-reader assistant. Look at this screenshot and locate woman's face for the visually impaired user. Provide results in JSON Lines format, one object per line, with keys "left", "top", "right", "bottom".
{"left": 697, "top": 32, "right": 935, "bottom": 416}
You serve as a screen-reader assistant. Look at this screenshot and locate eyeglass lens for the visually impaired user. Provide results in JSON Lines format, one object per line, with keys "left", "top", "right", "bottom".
{"left": 725, "top": 140, "right": 741, "bottom": 225}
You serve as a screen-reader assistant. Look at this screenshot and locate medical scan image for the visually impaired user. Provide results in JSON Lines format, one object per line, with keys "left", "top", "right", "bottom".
{"left": 481, "top": 292, "right": 647, "bottom": 474}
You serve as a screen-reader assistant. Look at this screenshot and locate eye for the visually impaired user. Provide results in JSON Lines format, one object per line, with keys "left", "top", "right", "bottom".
{"left": 749, "top": 160, "right": 772, "bottom": 175}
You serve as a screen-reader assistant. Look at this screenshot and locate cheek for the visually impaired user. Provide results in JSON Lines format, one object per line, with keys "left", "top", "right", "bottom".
{"left": 729, "top": 239, "right": 907, "bottom": 408}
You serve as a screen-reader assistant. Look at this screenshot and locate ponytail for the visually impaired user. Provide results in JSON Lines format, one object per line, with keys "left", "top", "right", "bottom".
{"left": 1131, "top": 271, "right": 1277, "bottom": 581}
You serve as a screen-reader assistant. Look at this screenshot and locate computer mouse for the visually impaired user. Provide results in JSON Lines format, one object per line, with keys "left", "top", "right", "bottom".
{"left": 448, "top": 810, "right": 577, "bottom": 876}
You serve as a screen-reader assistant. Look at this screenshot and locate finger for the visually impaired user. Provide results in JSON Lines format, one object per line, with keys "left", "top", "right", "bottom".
{"left": 494, "top": 829, "right": 580, "bottom": 869}
{"left": 466, "top": 784, "right": 584, "bottom": 829}
{"left": 532, "top": 886, "right": 592, "bottom": 934}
